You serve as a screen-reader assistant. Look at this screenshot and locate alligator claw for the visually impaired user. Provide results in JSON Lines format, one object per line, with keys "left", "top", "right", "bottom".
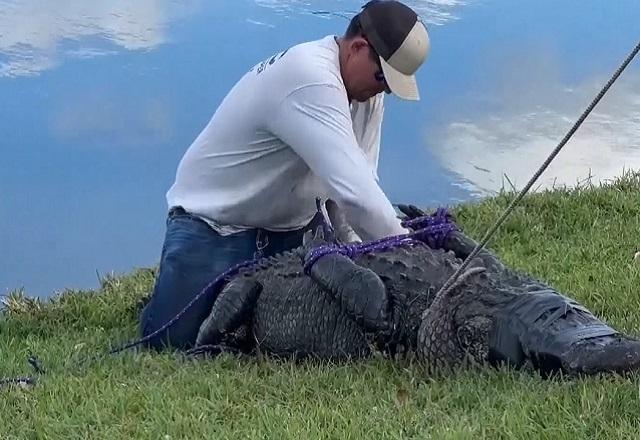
{"left": 397, "top": 204, "right": 426, "bottom": 220}
{"left": 184, "top": 344, "right": 243, "bottom": 359}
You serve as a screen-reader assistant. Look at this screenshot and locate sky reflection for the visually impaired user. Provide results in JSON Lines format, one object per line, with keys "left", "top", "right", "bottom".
{"left": 253, "top": 0, "right": 468, "bottom": 24}
{"left": 1, "top": 0, "right": 638, "bottom": 297}
{"left": 434, "top": 55, "right": 640, "bottom": 195}
{"left": 0, "top": 0, "right": 198, "bottom": 77}
{"left": 425, "top": 0, "right": 640, "bottom": 195}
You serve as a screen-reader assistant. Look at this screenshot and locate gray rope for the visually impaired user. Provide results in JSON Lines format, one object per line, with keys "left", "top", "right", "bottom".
{"left": 434, "top": 38, "right": 640, "bottom": 297}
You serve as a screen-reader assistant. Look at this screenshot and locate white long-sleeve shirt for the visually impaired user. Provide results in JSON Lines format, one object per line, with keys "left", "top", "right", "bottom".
{"left": 166, "top": 35, "right": 408, "bottom": 242}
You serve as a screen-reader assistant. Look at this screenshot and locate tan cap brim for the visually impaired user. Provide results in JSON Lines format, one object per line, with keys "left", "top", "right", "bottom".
{"left": 379, "top": 56, "right": 420, "bottom": 101}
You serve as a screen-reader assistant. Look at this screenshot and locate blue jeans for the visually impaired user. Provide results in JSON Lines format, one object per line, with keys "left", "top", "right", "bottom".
{"left": 139, "top": 206, "right": 317, "bottom": 350}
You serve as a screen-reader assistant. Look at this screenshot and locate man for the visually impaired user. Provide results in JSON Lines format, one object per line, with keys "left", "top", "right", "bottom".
{"left": 140, "top": 0, "right": 431, "bottom": 349}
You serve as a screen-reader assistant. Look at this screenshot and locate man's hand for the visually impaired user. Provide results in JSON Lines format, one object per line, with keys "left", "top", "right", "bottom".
{"left": 325, "top": 199, "right": 363, "bottom": 244}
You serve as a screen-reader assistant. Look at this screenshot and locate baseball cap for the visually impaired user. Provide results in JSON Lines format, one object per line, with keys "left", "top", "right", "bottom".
{"left": 359, "top": 0, "right": 430, "bottom": 100}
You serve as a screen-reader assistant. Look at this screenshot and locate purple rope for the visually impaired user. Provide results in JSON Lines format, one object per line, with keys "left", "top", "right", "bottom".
{"left": 110, "top": 207, "right": 457, "bottom": 355}
{"left": 303, "top": 208, "right": 459, "bottom": 274}
{"left": 400, "top": 207, "right": 454, "bottom": 230}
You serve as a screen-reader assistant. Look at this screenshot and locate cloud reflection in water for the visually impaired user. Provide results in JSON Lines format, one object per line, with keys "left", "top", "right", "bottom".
{"left": 0, "top": 0, "right": 198, "bottom": 77}
{"left": 431, "top": 49, "right": 640, "bottom": 196}
{"left": 253, "top": 0, "right": 467, "bottom": 25}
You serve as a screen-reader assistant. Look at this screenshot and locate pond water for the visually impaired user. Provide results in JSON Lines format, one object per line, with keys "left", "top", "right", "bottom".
{"left": 1, "top": 0, "right": 638, "bottom": 297}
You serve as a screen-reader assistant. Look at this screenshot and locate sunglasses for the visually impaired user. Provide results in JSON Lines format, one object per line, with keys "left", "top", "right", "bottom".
{"left": 370, "top": 48, "right": 391, "bottom": 93}
{"left": 365, "top": 37, "right": 388, "bottom": 87}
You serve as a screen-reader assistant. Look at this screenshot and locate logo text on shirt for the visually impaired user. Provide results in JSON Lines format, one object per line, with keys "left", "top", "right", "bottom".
{"left": 250, "top": 48, "right": 290, "bottom": 75}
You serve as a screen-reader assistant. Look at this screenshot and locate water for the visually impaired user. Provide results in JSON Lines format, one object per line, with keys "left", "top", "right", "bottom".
{"left": 1, "top": 0, "right": 638, "bottom": 297}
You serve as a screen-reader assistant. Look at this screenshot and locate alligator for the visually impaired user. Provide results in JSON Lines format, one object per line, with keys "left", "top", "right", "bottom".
{"left": 190, "top": 206, "right": 640, "bottom": 377}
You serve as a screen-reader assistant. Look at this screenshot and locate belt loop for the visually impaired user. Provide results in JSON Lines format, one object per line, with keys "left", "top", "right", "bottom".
{"left": 254, "top": 229, "right": 269, "bottom": 259}
{"left": 168, "top": 206, "right": 186, "bottom": 218}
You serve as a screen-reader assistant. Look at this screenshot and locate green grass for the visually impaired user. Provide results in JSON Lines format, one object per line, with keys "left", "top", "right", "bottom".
{"left": 2, "top": 172, "right": 640, "bottom": 439}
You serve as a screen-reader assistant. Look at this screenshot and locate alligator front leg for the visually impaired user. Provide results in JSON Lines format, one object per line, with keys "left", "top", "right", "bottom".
{"left": 195, "top": 274, "right": 262, "bottom": 347}
{"left": 442, "top": 231, "right": 505, "bottom": 273}
{"left": 396, "top": 204, "right": 503, "bottom": 271}
{"left": 308, "top": 253, "right": 389, "bottom": 333}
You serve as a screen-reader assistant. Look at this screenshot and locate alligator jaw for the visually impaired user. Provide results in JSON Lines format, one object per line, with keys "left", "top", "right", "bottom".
{"left": 559, "top": 335, "right": 640, "bottom": 376}
{"left": 487, "top": 290, "right": 640, "bottom": 377}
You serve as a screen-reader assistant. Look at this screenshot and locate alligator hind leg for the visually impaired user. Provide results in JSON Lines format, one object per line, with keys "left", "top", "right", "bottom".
{"left": 195, "top": 275, "right": 262, "bottom": 347}
{"left": 308, "top": 253, "right": 389, "bottom": 332}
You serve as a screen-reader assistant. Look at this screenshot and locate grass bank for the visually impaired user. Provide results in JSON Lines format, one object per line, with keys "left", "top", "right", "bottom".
{"left": 2, "top": 172, "right": 640, "bottom": 439}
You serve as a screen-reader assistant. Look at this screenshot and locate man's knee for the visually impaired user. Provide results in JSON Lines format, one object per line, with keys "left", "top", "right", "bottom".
{"left": 138, "top": 302, "right": 170, "bottom": 351}
{"left": 138, "top": 214, "right": 258, "bottom": 350}
{"left": 138, "top": 264, "right": 215, "bottom": 350}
